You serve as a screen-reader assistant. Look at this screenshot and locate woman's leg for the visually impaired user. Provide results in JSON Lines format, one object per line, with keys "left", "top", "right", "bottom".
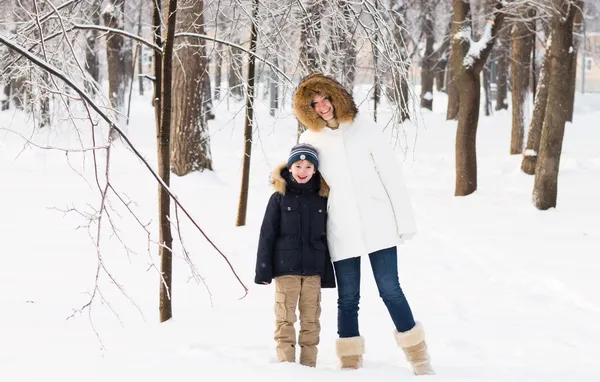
{"left": 334, "top": 256, "right": 361, "bottom": 337}
{"left": 369, "top": 246, "right": 415, "bottom": 332}
{"left": 369, "top": 246, "right": 435, "bottom": 375}
{"left": 333, "top": 256, "right": 364, "bottom": 369}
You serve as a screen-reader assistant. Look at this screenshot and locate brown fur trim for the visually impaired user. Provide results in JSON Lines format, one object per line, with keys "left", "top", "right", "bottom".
{"left": 270, "top": 163, "right": 288, "bottom": 195}
{"left": 394, "top": 322, "right": 426, "bottom": 348}
{"left": 335, "top": 336, "right": 365, "bottom": 357}
{"left": 292, "top": 73, "right": 358, "bottom": 132}
{"left": 318, "top": 176, "right": 330, "bottom": 198}
{"left": 270, "top": 162, "right": 329, "bottom": 198}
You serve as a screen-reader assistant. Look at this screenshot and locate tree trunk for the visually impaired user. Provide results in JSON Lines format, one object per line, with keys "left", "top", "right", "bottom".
{"left": 340, "top": 0, "right": 357, "bottom": 92}
{"left": 299, "top": 0, "right": 326, "bottom": 74}
{"left": 156, "top": 0, "right": 175, "bottom": 323}
{"left": 236, "top": 0, "right": 259, "bottom": 227}
{"left": 532, "top": 0, "right": 580, "bottom": 210}
{"left": 170, "top": 0, "right": 212, "bottom": 176}
{"left": 389, "top": 2, "right": 410, "bottom": 121}
{"left": 452, "top": 0, "right": 504, "bottom": 196}
{"left": 103, "top": 1, "right": 128, "bottom": 113}
{"left": 446, "top": 53, "right": 459, "bottom": 119}
{"left": 39, "top": 73, "right": 50, "bottom": 128}
{"left": 455, "top": 70, "right": 481, "bottom": 196}
{"left": 85, "top": 0, "right": 102, "bottom": 94}
{"left": 214, "top": 43, "right": 223, "bottom": 100}
{"left": 483, "top": 61, "right": 492, "bottom": 116}
{"left": 494, "top": 24, "right": 510, "bottom": 110}
{"left": 510, "top": 7, "right": 535, "bottom": 155}
{"left": 11, "top": 76, "right": 27, "bottom": 110}
{"left": 228, "top": 36, "right": 244, "bottom": 100}
{"left": 435, "top": 16, "right": 452, "bottom": 93}
{"left": 521, "top": 35, "right": 552, "bottom": 175}
{"left": 137, "top": 4, "right": 144, "bottom": 96}
{"left": 203, "top": 74, "right": 215, "bottom": 120}
{"left": 269, "top": 55, "right": 279, "bottom": 117}
{"left": 1, "top": 83, "right": 9, "bottom": 110}
{"left": 420, "top": 1, "right": 435, "bottom": 110}
{"left": 566, "top": 7, "right": 583, "bottom": 122}
{"left": 297, "top": 0, "right": 326, "bottom": 137}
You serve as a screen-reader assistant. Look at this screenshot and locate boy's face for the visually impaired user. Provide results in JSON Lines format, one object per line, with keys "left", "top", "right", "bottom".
{"left": 289, "top": 160, "right": 316, "bottom": 184}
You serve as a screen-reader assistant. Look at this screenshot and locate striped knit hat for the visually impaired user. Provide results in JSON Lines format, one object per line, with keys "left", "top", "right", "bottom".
{"left": 287, "top": 143, "right": 319, "bottom": 169}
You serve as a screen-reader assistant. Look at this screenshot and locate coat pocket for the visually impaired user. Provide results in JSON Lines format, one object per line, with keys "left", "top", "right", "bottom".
{"left": 275, "top": 236, "right": 300, "bottom": 249}
{"left": 280, "top": 200, "right": 300, "bottom": 236}
{"left": 311, "top": 240, "right": 327, "bottom": 251}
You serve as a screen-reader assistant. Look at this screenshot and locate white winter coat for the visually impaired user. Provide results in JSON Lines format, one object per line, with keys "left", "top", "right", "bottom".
{"left": 299, "top": 112, "right": 417, "bottom": 262}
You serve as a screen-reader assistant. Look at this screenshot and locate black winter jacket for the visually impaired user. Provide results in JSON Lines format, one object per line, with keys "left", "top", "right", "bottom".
{"left": 254, "top": 163, "right": 335, "bottom": 288}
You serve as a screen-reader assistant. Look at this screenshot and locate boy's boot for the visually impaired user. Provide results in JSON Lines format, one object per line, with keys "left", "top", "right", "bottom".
{"left": 394, "top": 322, "right": 435, "bottom": 375}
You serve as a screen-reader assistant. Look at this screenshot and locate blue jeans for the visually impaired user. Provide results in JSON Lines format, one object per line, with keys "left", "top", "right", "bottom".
{"left": 334, "top": 246, "right": 416, "bottom": 338}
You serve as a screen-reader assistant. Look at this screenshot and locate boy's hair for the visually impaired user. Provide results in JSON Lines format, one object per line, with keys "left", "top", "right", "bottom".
{"left": 287, "top": 143, "right": 319, "bottom": 169}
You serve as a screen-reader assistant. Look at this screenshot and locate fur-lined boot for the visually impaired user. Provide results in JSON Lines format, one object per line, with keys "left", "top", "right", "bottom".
{"left": 335, "top": 336, "right": 364, "bottom": 369}
{"left": 394, "top": 322, "right": 435, "bottom": 375}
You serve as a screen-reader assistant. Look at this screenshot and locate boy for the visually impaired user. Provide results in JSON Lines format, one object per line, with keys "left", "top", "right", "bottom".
{"left": 255, "top": 143, "right": 335, "bottom": 367}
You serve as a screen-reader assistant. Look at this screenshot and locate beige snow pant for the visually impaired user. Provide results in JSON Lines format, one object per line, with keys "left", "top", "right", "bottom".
{"left": 273, "top": 275, "right": 321, "bottom": 367}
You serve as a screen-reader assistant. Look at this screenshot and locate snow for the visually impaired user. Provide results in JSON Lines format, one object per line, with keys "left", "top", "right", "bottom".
{"left": 524, "top": 149, "right": 537, "bottom": 157}
{"left": 460, "top": 18, "right": 496, "bottom": 69}
{"left": 423, "top": 92, "right": 433, "bottom": 101}
{"left": 2, "top": 86, "right": 600, "bottom": 382}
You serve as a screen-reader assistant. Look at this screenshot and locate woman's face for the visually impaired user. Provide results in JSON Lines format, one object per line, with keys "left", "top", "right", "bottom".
{"left": 311, "top": 94, "right": 335, "bottom": 121}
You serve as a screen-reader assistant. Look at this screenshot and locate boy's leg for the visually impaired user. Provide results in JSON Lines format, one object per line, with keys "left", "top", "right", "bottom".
{"left": 298, "top": 275, "right": 321, "bottom": 367}
{"left": 274, "top": 275, "right": 301, "bottom": 363}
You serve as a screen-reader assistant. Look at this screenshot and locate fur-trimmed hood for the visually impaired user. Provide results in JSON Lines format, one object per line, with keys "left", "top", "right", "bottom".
{"left": 292, "top": 73, "right": 358, "bottom": 132}
{"left": 270, "top": 162, "right": 329, "bottom": 198}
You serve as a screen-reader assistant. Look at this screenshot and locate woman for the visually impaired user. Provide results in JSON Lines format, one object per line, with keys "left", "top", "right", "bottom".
{"left": 293, "top": 72, "right": 434, "bottom": 375}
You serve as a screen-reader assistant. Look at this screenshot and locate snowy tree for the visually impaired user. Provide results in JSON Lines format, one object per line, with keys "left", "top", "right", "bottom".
{"left": 170, "top": 0, "right": 213, "bottom": 176}
{"left": 450, "top": 0, "right": 505, "bottom": 196}
{"left": 533, "top": 0, "right": 584, "bottom": 210}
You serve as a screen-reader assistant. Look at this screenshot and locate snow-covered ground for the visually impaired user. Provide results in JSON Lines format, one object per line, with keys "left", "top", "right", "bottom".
{"left": 1, "top": 86, "right": 599, "bottom": 381}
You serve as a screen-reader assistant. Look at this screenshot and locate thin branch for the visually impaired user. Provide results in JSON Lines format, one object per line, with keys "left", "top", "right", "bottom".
{"left": 71, "top": 23, "right": 161, "bottom": 53}
{"left": 174, "top": 31, "right": 291, "bottom": 84}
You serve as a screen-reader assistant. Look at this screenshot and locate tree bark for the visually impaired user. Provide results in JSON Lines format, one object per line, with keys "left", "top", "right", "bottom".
{"left": 510, "top": 7, "right": 535, "bottom": 155}
{"left": 137, "top": 4, "right": 144, "bottom": 96}
{"left": 532, "top": 0, "right": 580, "bottom": 210}
{"left": 566, "top": 7, "right": 583, "bottom": 122}
{"left": 389, "top": 2, "right": 410, "bottom": 121}
{"left": 103, "top": 0, "right": 128, "bottom": 113}
{"left": 452, "top": 0, "right": 504, "bottom": 196}
{"left": 297, "top": 0, "right": 326, "bottom": 139}
{"left": 228, "top": 35, "right": 244, "bottom": 100}
{"left": 521, "top": 34, "right": 552, "bottom": 175}
{"left": 157, "top": 0, "right": 175, "bottom": 323}
{"left": 420, "top": 1, "right": 435, "bottom": 110}
{"left": 483, "top": 61, "right": 492, "bottom": 116}
{"left": 1, "top": 83, "right": 9, "bottom": 110}
{"left": 170, "top": 0, "right": 212, "bottom": 176}
{"left": 269, "top": 55, "right": 279, "bottom": 117}
{"left": 236, "top": 0, "right": 259, "bottom": 227}
{"left": 85, "top": 0, "right": 102, "bottom": 94}
{"left": 494, "top": 24, "right": 510, "bottom": 110}
{"left": 214, "top": 43, "right": 223, "bottom": 100}
{"left": 435, "top": 16, "right": 452, "bottom": 93}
